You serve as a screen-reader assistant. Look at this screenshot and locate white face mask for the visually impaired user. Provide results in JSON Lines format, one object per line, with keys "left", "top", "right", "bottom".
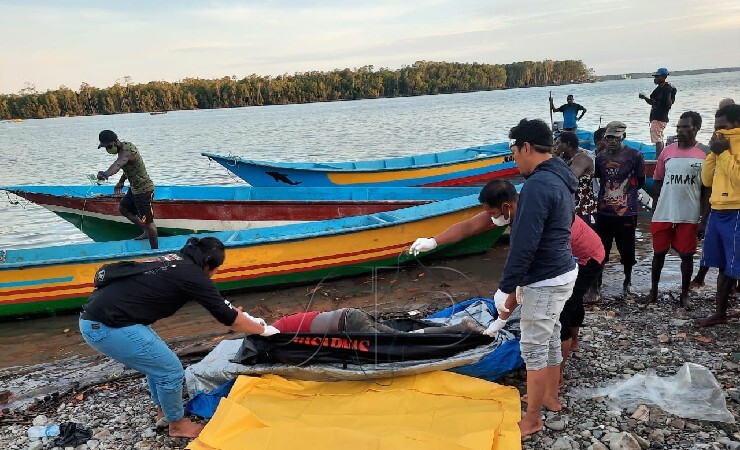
{"left": 491, "top": 215, "right": 510, "bottom": 227}
{"left": 490, "top": 204, "right": 511, "bottom": 226}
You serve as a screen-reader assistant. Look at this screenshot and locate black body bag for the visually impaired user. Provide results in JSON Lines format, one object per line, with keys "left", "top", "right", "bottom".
{"left": 234, "top": 330, "right": 492, "bottom": 366}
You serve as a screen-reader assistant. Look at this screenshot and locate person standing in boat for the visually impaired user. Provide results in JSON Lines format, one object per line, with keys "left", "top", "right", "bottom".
{"left": 643, "top": 111, "right": 708, "bottom": 310}
{"left": 96, "top": 130, "right": 159, "bottom": 249}
{"left": 555, "top": 131, "right": 597, "bottom": 225}
{"left": 550, "top": 94, "right": 587, "bottom": 132}
{"left": 639, "top": 68, "right": 677, "bottom": 157}
{"left": 79, "top": 237, "right": 279, "bottom": 438}
{"left": 593, "top": 121, "right": 645, "bottom": 296}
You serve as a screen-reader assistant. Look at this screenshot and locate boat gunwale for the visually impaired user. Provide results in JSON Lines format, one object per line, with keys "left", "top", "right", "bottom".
{"left": 201, "top": 146, "right": 512, "bottom": 174}
{"left": 0, "top": 193, "right": 484, "bottom": 270}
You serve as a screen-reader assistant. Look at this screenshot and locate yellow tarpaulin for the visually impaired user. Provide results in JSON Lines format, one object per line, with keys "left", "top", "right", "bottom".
{"left": 187, "top": 371, "right": 521, "bottom": 450}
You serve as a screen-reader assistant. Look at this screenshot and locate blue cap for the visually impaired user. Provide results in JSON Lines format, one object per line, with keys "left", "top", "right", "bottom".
{"left": 652, "top": 68, "right": 669, "bottom": 77}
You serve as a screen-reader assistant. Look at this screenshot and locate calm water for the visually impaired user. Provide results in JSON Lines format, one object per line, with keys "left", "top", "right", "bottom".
{"left": 1, "top": 71, "right": 739, "bottom": 249}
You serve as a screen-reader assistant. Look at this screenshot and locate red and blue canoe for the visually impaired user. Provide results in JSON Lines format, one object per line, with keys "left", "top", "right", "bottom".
{"left": 1, "top": 185, "right": 481, "bottom": 242}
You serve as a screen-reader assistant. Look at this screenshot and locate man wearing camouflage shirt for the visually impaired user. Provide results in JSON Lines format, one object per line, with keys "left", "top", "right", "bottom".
{"left": 97, "top": 130, "right": 158, "bottom": 249}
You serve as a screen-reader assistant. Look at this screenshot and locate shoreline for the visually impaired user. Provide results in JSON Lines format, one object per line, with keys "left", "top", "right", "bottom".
{"left": 1, "top": 222, "right": 739, "bottom": 448}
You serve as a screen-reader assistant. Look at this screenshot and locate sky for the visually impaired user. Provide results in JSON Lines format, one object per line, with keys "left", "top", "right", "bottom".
{"left": 1, "top": 0, "right": 739, "bottom": 95}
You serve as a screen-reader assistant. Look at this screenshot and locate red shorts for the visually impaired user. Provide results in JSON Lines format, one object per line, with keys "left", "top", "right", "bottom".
{"left": 651, "top": 222, "right": 699, "bottom": 255}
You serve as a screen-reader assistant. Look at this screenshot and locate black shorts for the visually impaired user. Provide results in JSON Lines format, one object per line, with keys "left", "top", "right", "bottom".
{"left": 595, "top": 213, "right": 637, "bottom": 266}
{"left": 120, "top": 190, "right": 155, "bottom": 224}
{"left": 560, "top": 258, "right": 602, "bottom": 341}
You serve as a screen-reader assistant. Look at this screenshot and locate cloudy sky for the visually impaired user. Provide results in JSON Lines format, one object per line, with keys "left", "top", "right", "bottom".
{"left": 1, "top": 0, "right": 739, "bottom": 94}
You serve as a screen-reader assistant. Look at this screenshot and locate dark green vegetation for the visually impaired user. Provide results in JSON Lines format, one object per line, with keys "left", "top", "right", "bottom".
{"left": 1, "top": 60, "right": 591, "bottom": 119}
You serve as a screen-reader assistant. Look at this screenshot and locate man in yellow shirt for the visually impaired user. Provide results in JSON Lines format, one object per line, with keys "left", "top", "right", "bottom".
{"left": 695, "top": 104, "right": 740, "bottom": 327}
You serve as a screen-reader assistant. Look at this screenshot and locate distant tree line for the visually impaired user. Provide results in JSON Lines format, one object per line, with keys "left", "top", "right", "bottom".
{"left": 0, "top": 60, "right": 591, "bottom": 120}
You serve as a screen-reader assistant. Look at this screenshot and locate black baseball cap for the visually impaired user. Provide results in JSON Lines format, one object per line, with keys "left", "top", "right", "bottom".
{"left": 98, "top": 130, "right": 118, "bottom": 148}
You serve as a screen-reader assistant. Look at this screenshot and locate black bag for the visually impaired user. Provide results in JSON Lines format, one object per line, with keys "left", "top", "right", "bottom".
{"left": 233, "top": 331, "right": 492, "bottom": 366}
{"left": 93, "top": 255, "right": 174, "bottom": 288}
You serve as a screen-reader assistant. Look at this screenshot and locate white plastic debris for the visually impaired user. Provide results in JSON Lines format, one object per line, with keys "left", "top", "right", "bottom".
{"left": 571, "top": 362, "right": 735, "bottom": 423}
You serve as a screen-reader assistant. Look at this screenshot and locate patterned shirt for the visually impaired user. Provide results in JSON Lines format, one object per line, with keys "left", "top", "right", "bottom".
{"left": 594, "top": 146, "right": 646, "bottom": 217}
{"left": 119, "top": 141, "right": 154, "bottom": 194}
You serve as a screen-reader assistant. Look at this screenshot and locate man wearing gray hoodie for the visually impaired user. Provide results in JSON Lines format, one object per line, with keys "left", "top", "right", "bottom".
{"left": 493, "top": 118, "right": 579, "bottom": 437}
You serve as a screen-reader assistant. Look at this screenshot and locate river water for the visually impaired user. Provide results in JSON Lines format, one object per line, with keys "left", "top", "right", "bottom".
{"left": 1, "top": 71, "right": 738, "bottom": 250}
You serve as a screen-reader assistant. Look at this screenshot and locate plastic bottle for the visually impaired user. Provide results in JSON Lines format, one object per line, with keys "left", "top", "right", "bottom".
{"left": 27, "top": 425, "right": 60, "bottom": 438}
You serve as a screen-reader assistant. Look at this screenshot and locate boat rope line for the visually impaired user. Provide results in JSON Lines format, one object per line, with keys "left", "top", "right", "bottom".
{"left": 4, "top": 191, "right": 21, "bottom": 206}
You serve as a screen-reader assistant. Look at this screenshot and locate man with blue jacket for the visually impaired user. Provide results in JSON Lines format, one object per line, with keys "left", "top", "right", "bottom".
{"left": 491, "top": 118, "right": 578, "bottom": 437}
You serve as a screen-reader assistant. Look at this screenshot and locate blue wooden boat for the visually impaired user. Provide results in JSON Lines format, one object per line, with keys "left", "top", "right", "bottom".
{"left": 202, "top": 143, "right": 517, "bottom": 187}
{"left": 1, "top": 185, "right": 480, "bottom": 242}
{"left": 0, "top": 193, "right": 508, "bottom": 318}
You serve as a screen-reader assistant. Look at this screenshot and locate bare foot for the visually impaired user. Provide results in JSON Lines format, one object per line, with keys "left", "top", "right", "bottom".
{"left": 169, "top": 418, "right": 204, "bottom": 438}
{"left": 155, "top": 407, "right": 164, "bottom": 421}
{"left": 728, "top": 310, "right": 740, "bottom": 319}
{"left": 519, "top": 416, "right": 544, "bottom": 437}
{"left": 583, "top": 291, "right": 601, "bottom": 305}
{"left": 689, "top": 280, "right": 704, "bottom": 290}
{"left": 622, "top": 282, "right": 632, "bottom": 297}
{"left": 520, "top": 394, "right": 563, "bottom": 412}
{"left": 134, "top": 233, "right": 148, "bottom": 240}
{"left": 640, "top": 289, "right": 657, "bottom": 304}
{"left": 680, "top": 294, "right": 691, "bottom": 310}
{"left": 693, "top": 315, "right": 728, "bottom": 328}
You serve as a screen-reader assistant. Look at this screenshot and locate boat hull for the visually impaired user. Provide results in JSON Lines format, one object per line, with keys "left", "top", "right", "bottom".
{"left": 0, "top": 195, "right": 505, "bottom": 318}
{"left": 202, "top": 144, "right": 518, "bottom": 187}
{"left": 3, "top": 185, "right": 480, "bottom": 242}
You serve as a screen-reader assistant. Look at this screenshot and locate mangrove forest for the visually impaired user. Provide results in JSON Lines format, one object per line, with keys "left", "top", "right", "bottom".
{"left": 0, "top": 59, "right": 591, "bottom": 120}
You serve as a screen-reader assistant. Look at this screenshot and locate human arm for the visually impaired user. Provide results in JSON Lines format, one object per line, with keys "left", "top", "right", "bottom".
{"left": 410, "top": 210, "right": 493, "bottom": 255}
{"left": 701, "top": 152, "right": 716, "bottom": 187}
{"left": 229, "top": 310, "right": 279, "bottom": 335}
{"left": 497, "top": 182, "right": 549, "bottom": 293}
{"left": 114, "top": 173, "right": 127, "bottom": 195}
{"left": 569, "top": 153, "right": 593, "bottom": 179}
{"left": 639, "top": 92, "right": 653, "bottom": 104}
{"left": 484, "top": 292, "right": 517, "bottom": 336}
{"left": 99, "top": 150, "right": 131, "bottom": 180}
{"left": 182, "top": 268, "right": 277, "bottom": 335}
{"left": 635, "top": 152, "right": 646, "bottom": 190}
{"left": 577, "top": 105, "right": 587, "bottom": 121}
{"left": 698, "top": 186, "right": 711, "bottom": 239}
{"left": 715, "top": 150, "right": 740, "bottom": 185}
{"left": 651, "top": 151, "right": 666, "bottom": 204}
{"left": 652, "top": 180, "right": 663, "bottom": 206}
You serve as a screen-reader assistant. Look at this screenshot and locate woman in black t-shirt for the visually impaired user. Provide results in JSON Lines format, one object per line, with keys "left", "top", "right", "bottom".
{"left": 79, "top": 237, "right": 279, "bottom": 438}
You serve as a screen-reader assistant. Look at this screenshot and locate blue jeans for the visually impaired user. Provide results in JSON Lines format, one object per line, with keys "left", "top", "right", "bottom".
{"left": 79, "top": 318, "right": 185, "bottom": 422}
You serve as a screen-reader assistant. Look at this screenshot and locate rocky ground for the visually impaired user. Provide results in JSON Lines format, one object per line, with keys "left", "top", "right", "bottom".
{"left": 0, "top": 241, "right": 738, "bottom": 449}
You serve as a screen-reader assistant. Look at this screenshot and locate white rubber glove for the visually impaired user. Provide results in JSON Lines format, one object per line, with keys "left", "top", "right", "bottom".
{"left": 260, "top": 325, "right": 280, "bottom": 337}
{"left": 410, "top": 237, "right": 437, "bottom": 256}
{"left": 242, "top": 312, "right": 267, "bottom": 327}
{"left": 493, "top": 289, "right": 510, "bottom": 315}
{"left": 483, "top": 318, "right": 507, "bottom": 337}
